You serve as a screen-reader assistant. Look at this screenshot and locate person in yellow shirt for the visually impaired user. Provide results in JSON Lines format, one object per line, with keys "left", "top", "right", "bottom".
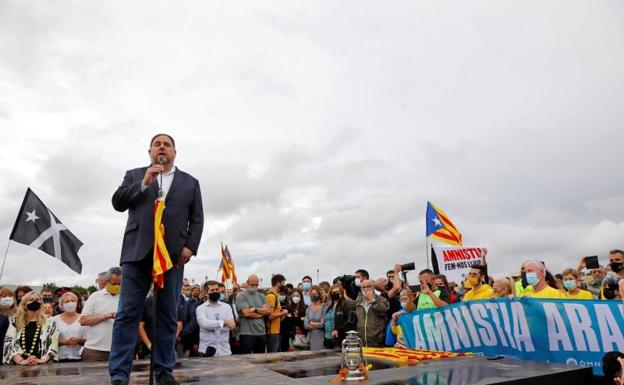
{"left": 515, "top": 261, "right": 534, "bottom": 297}
{"left": 389, "top": 290, "right": 410, "bottom": 348}
{"left": 525, "top": 260, "right": 563, "bottom": 299}
{"left": 463, "top": 264, "right": 495, "bottom": 301}
{"left": 561, "top": 268, "right": 594, "bottom": 299}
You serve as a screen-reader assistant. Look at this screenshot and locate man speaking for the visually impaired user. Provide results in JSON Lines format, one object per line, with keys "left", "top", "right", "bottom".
{"left": 109, "top": 134, "right": 204, "bottom": 385}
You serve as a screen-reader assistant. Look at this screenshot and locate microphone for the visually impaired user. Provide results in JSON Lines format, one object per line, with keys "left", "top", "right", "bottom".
{"left": 157, "top": 157, "right": 166, "bottom": 198}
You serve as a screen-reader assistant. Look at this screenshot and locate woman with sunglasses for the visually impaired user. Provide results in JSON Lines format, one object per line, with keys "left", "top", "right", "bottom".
{"left": 3, "top": 291, "right": 59, "bottom": 365}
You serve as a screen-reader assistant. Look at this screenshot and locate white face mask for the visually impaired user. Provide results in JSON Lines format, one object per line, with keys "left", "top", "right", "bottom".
{"left": 354, "top": 278, "right": 362, "bottom": 287}
{"left": 292, "top": 296, "right": 301, "bottom": 304}
{"left": 0, "top": 296, "right": 14, "bottom": 308}
{"left": 63, "top": 302, "right": 77, "bottom": 313}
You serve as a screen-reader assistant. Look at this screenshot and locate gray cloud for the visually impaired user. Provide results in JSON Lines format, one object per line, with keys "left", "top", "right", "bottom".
{"left": 1, "top": 1, "right": 623, "bottom": 288}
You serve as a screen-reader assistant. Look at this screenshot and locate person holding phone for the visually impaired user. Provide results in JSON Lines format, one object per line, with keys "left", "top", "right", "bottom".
{"left": 577, "top": 256, "right": 606, "bottom": 298}
{"left": 407, "top": 269, "right": 449, "bottom": 311}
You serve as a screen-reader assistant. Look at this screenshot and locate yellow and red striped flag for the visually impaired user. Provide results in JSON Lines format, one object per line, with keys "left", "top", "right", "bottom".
{"left": 219, "top": 242, "right": 231, "bottom": 284}
{"left": 152, "top": 197, "right": 173, "bottom": 289}
{"left": 224, "top": 245, "right": 237, "bottom": 285}
{"left": 426, "top": 202, "right": 463, "bottom": 246}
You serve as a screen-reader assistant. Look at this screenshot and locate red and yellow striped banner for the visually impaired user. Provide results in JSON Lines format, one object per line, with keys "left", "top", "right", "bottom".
{"left": 153, "top": 198, "right": 173, "bottom": 289}
{"left": 363, "top": 347, "right": 471, "bottom": 363}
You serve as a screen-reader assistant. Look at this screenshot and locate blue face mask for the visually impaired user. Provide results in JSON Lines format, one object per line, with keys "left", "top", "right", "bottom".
{"left": 219, "top": 294, "right": 225, "bottom": 301}
{"left": 279, "top": 295, "right": 286, "bottom": 302}
{"left": 525, "top": 272, "right": 539, "bottom": 286}
{"left": 303, "top": 282, "right": 311, "bottom": 291}
{"left": 400, "top": 301, "right": 407, "bottom": 309}
{"left": 563, "top": 279, "right": 576, "bottom": 291}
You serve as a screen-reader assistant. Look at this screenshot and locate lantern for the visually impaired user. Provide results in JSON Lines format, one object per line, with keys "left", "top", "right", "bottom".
{"left": 340, "top": 331, "right": 366, "bottom": 381}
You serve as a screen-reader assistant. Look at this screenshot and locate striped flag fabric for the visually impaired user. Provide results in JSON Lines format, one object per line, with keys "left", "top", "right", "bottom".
{"left": 219, "top": 242, "right": 231, "bottom": 284}
{"left": 152, "top": 197, "right": 173, "bottom": 289}
{"left": 425, "top": 202, "right": 463, "bottom": 246}
{"left": 224, "top": 245, "right": 238, "bottom": 285}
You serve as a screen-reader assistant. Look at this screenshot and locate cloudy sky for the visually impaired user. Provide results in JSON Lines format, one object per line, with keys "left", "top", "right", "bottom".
{"left": 1, "top": 1, "right": 623, "bottom": 288}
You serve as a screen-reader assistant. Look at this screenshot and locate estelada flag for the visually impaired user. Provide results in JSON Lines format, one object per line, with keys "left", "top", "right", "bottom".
{"left": 153, "top": 197, "right": 173, "bottom": 289}
{"left": 426, "top": 202, "right": 463, "bottom": 246}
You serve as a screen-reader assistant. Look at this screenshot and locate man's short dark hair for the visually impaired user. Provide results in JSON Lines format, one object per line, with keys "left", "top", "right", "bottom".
{"left": 218, "top": 283, "right": 225, "bottom": 288}
{"left": 386, "top": 270, "right": 394, "bottom": 276}
{"left": 203, "top": 280, "right": 220, "bottom": 291}
{"left": 470, "top": 264, "right": 487, "bottom": 275}
{"left": 355, "top": 269, "right": 369, "bottom": 279}
{"left": 150, "top": 133, "right": 176, "bottom": 148}
{"left": 302, "top": 275, "right": 313, "bottom": 283}
{"left": 602, "top": 351, "right": 624, "bottom": 379}
{"left": 610, "top": 249, "right": 624, "bottom": 257}
{"left": 106, "top": 266, "right": 122, "bottom": 280}
{"left": 272, "top": 274, "right": 286, "bottom": 287}
{"left": 419, "top": 268, "right": 434, "bottom": 276}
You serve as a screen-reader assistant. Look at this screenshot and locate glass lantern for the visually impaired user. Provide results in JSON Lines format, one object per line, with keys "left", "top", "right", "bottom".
{"left": 341, "top": 331, "right": 366, "bottom": 381}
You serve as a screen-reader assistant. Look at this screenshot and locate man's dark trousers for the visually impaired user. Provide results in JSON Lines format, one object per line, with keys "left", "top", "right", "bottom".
{"left": 109, "top": 256, "right": 181, "bottom": 382}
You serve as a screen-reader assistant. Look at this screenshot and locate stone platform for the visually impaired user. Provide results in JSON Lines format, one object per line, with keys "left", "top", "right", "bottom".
{"left": 0, "top": 350, "right": 594, "bottom": 385}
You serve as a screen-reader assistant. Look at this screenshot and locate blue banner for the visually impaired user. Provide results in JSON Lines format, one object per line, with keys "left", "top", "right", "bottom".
{"left": 397, "top": 297, "right": 624, "bottom": 375}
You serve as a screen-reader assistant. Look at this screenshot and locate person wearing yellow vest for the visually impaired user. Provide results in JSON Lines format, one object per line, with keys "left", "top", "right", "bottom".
{"left": 525, "top": 260, "right": 563, "bottom": 299}
{"left": 560, "top": 269, "right": 593, "bottom": 299}
{"left": 515, "top": 261, "right": 534, "bottom": 297}
{"left": 463, "top": 264, "right": 495, "bottom": 301}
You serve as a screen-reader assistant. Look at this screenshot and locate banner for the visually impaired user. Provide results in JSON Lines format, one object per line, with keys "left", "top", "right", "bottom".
{"left": 397, "top": 297, "right": 624, "bottom": 375}
{"left": 431, "top": 246, "right": 486, "bottom": 284}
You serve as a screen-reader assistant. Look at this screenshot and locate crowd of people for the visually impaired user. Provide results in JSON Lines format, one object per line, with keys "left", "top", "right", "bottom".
{"left": 0, "top": 249, "right": 623, "bottom": 380}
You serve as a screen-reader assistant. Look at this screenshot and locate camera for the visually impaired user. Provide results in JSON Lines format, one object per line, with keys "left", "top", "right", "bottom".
{"left": 603, "top": 275, "right": 622, "bottom": 300}
{"left": 401, "top": 262, "right": 415, "bottom": 272}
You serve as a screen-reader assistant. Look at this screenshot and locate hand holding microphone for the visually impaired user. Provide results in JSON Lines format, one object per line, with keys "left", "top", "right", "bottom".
{"left": 142, "top": 157, "right": 167, "bottom": 187}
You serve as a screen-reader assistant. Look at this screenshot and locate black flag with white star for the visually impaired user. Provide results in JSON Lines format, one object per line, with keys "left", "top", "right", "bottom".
{"left": 9, "top": 188, "right": 83, "bottom": 274}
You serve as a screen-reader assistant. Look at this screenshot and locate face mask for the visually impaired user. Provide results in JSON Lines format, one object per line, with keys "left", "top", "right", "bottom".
{"left": 610, "top": 262, "right": 624, "bottom": 273}
{"left": 107, "top": 283, "right": 121, "bottom": 296}
{"left": 42, "top": 296, "right": 53, "bottom": 303}
{"left": 63, "top": 302, "right": 77, "bottom": 313}
{"left": 27, "top": 301, "right": 41, "bottom": 311}
{"left": 0, "top": 297, "right": 14, "bottom": 308}
{"left": 219, "top": 294, "right": 225, "bottom": 302}
{"left": 521, "top": 272, "right": 529, "bottom": 288}
{"left": 279, "top": 295, "right": 286, "bottom": 302}
{"left": 208, "top": 292, "right": 221, "bottom": 302}
{"left": 292, "top": 296, "right": 301, "bottom": 304}
{"left": 330, "top": 292, "right": 341, "bottom": 301}
{"left": 592, "top": 275, "right": 604, "bottom": 285}
{"left": 562, "top": 280, "right": 576, "bottom": 291}
{"left": 302, "top": 282, "right": 311, "bottom": 291}
{"left": 247, "top": 287, "right": 257, "bottom": 294}
{"left": 469, "top": 276, "right": 481, "bottom": 288}
{"left": 354, "top": 278, "right": 361, "bottom": 287}
{"left": 525, "top": 272, "right": 539, "bottom": 286}
{"left": 310, "top": 295, "right": 320, "bottom": 302}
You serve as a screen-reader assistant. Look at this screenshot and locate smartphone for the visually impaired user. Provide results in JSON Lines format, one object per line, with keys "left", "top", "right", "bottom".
{"left": 409, "top": 284, "right": 421, "bottom": 293}
{"left": 585, "top": 256, "right": 599, "bottom": 269}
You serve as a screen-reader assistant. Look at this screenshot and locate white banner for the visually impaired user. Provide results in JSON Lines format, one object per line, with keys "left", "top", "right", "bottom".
{"left": 431, "top": 246, "right": 487, "bottom": 284}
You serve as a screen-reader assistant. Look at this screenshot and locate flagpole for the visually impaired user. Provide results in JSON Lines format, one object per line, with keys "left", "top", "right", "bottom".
{"left": 426, "top": 237, "right": 430, "bottom": 269}
{"left": 0, "top": 241, "right": 11, "bottom": 284}
{"left": 150, "top": 164, "right": 165, "bottom": 385}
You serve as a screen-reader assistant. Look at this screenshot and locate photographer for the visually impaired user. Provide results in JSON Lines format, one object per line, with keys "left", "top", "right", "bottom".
{"left": 407, "top": 269, "right": 450, "bottom": 311}
{"left": 601, "top": 250, "right": 624, "bottom": 300}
